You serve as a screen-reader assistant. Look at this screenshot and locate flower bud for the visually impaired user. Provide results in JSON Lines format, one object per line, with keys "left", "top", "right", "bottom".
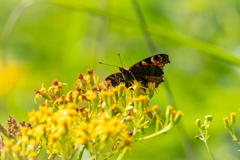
{"left": 173, "top": 111, "right": 183, "bottom": 124}
{"left": 147, "top": 82, "right": 155, "bottom": 99}
{"left": 201, "top": 125, "right": 206, "bottom": 130}
{"left": 77, "top": 73, "right": 87, "bottom": 90}
{"left": 165, "top": 105, "right": 173, "bottom": 122}
{"left": 118, "top": 83, "right": 125, "bottom": 97}
{"left": 230, "top": 112, "right": 236, "bottom": 126}
{"left": 112, "top": 87, "right": 119, "bottom": 102}
{"left": 205, "top": 115, "right": 213, "bottom": 122}
{"left": 107, "top": 92, "right": 114, "bottom": 107}
{"left": 152, "top": 105, "right": 161, "bottom": 115}
{"left": 223, "top": 117, "right": 230, "bottom": 130}
{"left": 132, "top": 81, "right": 142, "bottom": 97}
{"left": 196, "top": 119, "right": 201, "bottom": 128}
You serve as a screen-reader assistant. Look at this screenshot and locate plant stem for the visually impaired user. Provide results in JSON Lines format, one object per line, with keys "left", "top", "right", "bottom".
{"left": 103, "top": 152, "right": 115, "bottom": 160}
{"left": 69, "top": 147, "right": 78, "bottom": 160}
{"left": 117, "top": 147, "right": 128, "bottom": 160}
{"left": 155, "top": 116, "right": 159, "bottom": 133}
{"left": 77, "top": 145, "right": 85, "bottom": 160}
{"left": 137, "top": 123, "right": 173, "bottom": 141}
{"left": 204, "top": 140, "right": 215, "bottom": 160}
{"left": 34, "top": 145, "right": 42, "bottom": 160}
{"left": 231, "top": 134, "right": 240, "bottom": 145}
{"left": 131, "top": 0, "right": 157, "bottom": 55}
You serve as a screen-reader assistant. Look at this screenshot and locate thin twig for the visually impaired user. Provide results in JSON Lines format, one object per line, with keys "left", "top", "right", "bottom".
{"left": 204, "top": 140, "right": 215, "bottom": 160}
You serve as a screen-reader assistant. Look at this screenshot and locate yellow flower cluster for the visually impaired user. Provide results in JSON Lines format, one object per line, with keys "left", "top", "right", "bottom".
{"left": 0, "top": 68, "right": 183, "bottom": 160}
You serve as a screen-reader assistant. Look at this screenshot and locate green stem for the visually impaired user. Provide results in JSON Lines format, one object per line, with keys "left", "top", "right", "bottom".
{"left": 231, "top": 133, "right": 240, "bottom": 145}
{"left": 155, "top": 116, "right": 160, "bottom": 133}
{"left": 137, "top": 123, "right": 173, "bottom": 141}
{"left": 34, "top": 145, "right": 42, "bottom": 160}
{"left": 69, "top": 147, "right": 78, "bottom": 160}
{"left": 77, "top": 145, "right": 85, "bottom": 160}
{"left": 103, "top": 152, "right": 116, "bottom": 160}
{"left": 117, "top": 147, "right": 128, "bottom": 160}
{"left": 204, "top": 140, "right": 215, "bottom": 160}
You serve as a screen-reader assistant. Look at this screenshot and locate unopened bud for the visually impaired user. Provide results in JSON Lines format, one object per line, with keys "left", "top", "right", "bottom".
{"left": 223, "top": 117, "right": 230, "bottom": 130}
{"left": 166, "top": 105, "right": 173, "bottom": 121}
{"left": 205, "top": 115, "right": 213, "bottom": 122}
{"left": 230, "top": 112, "right": 236, "bottom": 126}
{"left": 196, "top": 119, "right": 201, "bottom": 128}
{"left": 201, "top": 125, "right": 207, "bottom": 130}
{"left": 173, "top": 111, "right": 183, "bottom": 124}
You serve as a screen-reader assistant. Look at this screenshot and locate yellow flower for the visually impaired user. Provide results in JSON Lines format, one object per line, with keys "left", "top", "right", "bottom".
{"left": 118, "top": 82, "right": 126, "bottom": 97}
{"left": 20, "top": 151, "right": 28, "bottom": 158}
{"left": 11, "top": 144, "right": 21, "bottom": 153}
{"left": 84, "top": 68, "right": 99, "bottom": 87}
{"left": 132, "top": 95, "right": 149, "bottom": 111}
{"left": 77, "top": 73, "right": 87, "bottom": 89}
{"left": 128, "top": 81, "right": 140, "bottom": 97}
{"left": 147, "top": 82, "right": 156, "bottom": 99}
{"left": 58, "top": 116, "right": 71, "bottom": 130}
{"left": 48, "top": 79, "right": 67, "bottom": 93}
{"left": 0, "top": 69, "right": 184, "bottom": 160}
{"left": 86, "top": 90, "right": 96, "bottom": 101}
{"left": 1, "top": 139, "right": 15, "bottom": 154}
{"left": 34, "top": 83, "right": 50, "bottom": 104}
{"left": 30, "top": 151, "right": 38, "bottom": 159}
{"left": 34, "top": 124, "right": 47, "bottom": 137}
{"left": 132, "top": 81, "right": 142, "bottom": 91}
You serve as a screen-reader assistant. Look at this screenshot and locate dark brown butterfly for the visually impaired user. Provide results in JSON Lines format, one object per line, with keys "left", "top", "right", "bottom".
{"left": 103, "top": 54, "right": 170, "bottom": 88}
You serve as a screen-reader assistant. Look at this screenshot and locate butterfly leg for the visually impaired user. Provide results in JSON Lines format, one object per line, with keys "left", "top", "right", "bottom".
{"left": 120, "top": 72, "right": 126, "bottom": 81}
{"left": 129, "top": 70, "right": 137, "bottom": 81}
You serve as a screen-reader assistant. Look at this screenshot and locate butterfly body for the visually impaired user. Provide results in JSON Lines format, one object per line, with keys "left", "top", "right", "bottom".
{"left": 105, "top": 54, "right": 170, "bottom": 88}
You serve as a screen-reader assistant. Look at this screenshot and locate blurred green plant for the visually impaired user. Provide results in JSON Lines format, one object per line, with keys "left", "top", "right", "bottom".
{"left": 0, "top": 69, "right": 183, "bottom": 160}
{"left": 195, "top": 115, "right": 215, "bottom": 160}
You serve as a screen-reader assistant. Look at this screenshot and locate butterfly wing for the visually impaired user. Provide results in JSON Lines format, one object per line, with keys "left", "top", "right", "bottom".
{"left": 129, "top": 54, "right": 170, "bottom": 87}
{"left": 105, "top": 72, "right": 123, "bottom": 87}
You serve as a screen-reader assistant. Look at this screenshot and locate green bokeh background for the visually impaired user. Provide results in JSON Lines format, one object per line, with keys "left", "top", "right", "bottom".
{"left": 1, "top": 0, "right": 240, "bottom": 159}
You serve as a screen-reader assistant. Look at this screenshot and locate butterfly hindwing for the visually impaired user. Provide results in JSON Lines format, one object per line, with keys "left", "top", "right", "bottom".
{"left": 105, "top": 72, "right": 123, "bottom": 87}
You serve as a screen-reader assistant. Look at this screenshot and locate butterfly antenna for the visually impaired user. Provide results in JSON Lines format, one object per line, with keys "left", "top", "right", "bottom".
{"left": 118, "top": 53, "right": 124, "bottom": 68}
{"left": 99, "top": 62, "right": 120, "bottom": 68}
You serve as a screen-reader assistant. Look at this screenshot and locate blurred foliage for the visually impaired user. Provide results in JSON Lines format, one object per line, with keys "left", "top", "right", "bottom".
{"left": 1, "top": 0, "right": 240, "bottom": 159}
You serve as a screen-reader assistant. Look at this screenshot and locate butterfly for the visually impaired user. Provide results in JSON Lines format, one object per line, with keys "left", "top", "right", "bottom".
{"left": 105, "top": 54, "right": 170, "bottom": 88}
